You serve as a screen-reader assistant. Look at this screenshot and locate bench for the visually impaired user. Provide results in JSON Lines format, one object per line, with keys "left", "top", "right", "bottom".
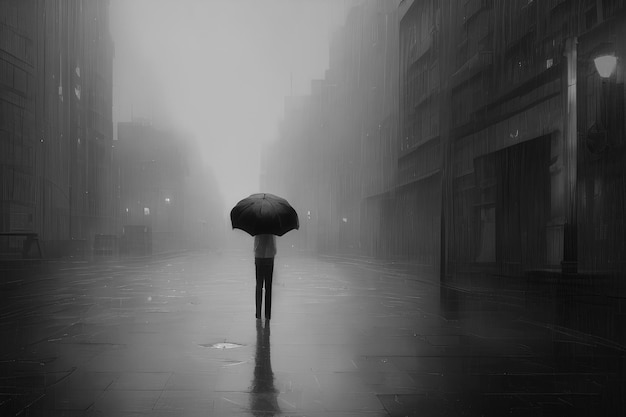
{"left": 0, "top": 232, "right": 43, "bottom": 259}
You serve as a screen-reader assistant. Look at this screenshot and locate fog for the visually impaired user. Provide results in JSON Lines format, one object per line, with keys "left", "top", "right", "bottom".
{"left": 3, "top": 2, "right": 626, "bottom": 415}
{"left": 110, "top": 0, "right": 350, "bottom": 210}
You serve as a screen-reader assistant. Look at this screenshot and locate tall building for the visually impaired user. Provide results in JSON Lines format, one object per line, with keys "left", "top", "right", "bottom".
{"left": 0, "top": 0, "right": 115, "bottom": 257}
{"left": 263, "top": 0, "right": 626, "bottom": 305}
{"left": 115, "top": 121, "right": 223, "bottom": 253}
{"left": 359, "top": 1, "right": 401, "bottom": 259}
{"left": 397, "top": 0, "right": 443, "bottom": 271}
{"left": 440, "top": 0, "right": 626, "bottom": 287}
{"left": 575, "top": 0, "right": 626, "bottom": 274}
{"left": 263, "top": 0, "right": 401, "bottom": 256}
{"left": 442, "top": 0, "right": 564, "bottom": 280}
{"left": 0, "top": 1, "right": 38, "bottom": 234}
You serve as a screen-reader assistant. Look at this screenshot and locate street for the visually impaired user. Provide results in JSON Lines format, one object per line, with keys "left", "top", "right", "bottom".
{"left": 1, "top": 250, "right": 624, "bottom": 416}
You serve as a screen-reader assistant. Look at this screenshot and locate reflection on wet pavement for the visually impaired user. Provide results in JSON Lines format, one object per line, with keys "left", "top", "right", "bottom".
{"left": 250, "top": 320, "right": 279, "bottom": 416}
{"left": 0, "top": 251, "right": 624, "bottom": 416}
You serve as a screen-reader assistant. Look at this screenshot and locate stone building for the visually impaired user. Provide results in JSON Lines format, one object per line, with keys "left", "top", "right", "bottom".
{"left": 263, "top": 1, "right": 401, "bottom": 256}
{"left": 396, "top": 0, "right": 442, "bottom": 270}
{"left": 0, "top": 0, "right": 115, "bottom": 257}
{"left": 440, "top": 0, "right": 626, "bottom": 284}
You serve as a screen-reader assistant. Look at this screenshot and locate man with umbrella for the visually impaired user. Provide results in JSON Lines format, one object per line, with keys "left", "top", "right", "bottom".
{"left": 230, "top": 193, "right": 299, "bottom": 321}
{"left": 254, "top": 234, "right": 276, "bottom": 320}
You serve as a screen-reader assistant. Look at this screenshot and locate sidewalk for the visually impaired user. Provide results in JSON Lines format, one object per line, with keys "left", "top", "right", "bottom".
{"left": 1, "top": 250, "right": 624, "bottom": 416}
{"left": 322, "top": 251, "right": 626, "bottom": 351}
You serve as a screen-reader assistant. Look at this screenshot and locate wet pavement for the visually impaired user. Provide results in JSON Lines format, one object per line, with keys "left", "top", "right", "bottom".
{"left": 1, "top": 250, "right": 624, "bottom": 416}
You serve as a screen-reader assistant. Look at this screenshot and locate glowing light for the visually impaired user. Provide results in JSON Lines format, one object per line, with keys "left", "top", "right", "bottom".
{"left": 594, "top": 55, "right": 617, "bottom": 78}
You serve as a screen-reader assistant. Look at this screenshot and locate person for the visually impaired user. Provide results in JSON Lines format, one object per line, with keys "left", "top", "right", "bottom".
{"left": 254, "top": 234, "right": 276, "bottom": 320}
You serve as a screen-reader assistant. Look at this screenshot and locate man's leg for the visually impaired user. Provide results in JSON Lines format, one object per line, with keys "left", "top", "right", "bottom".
{"left": 264, "top": 261, "right": 274, "bottom": 319}
{"left": 255, "top": 260, "right": 263, "bottom": 319}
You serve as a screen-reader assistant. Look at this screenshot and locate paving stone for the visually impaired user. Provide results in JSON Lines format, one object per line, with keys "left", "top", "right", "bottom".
{"left": 0, "top": 251, "right": 624, "bottom": 416}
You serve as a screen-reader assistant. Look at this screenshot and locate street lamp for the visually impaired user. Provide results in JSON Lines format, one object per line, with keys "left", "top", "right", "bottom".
{"left": 594, "top": 54, "right": 617, "bottom": 78}
{"left": 589, "top": 52, "right": 620, "bottom": 153}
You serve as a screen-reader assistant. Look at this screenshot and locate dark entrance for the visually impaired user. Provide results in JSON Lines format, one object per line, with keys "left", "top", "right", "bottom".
{"left": 474, "top": 135, "right": 551, "bottom": 275}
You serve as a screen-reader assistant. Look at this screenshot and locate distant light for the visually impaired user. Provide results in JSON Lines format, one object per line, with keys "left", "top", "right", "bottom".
{"left": 342, "top": 217, "right": 348, "bottom": 223}
{"left": 125, "top": 208, "right": 129, "bottom": 213}
{"left": 594, "top": 55, "right": 617, "bottom": 78}
{"left": 165, "top": 197, "right": 171, "bottom": 204}
{"left": 144, "top": 207, "right": 150, "bottom": 215}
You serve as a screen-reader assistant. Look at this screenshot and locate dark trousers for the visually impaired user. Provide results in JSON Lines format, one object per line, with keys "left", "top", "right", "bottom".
{"left": 255, "top": 257, "right": 274, "bottom": 319}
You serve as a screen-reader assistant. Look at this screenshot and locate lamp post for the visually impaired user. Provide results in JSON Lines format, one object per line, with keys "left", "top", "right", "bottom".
{"left": 560, "top": 44, "right": 621, "bottom": 276}
{"left": 594, "top": 54, "right": 617, "bottom": 79}
{"left": 595, "top": 54, "right": 618, "bottom": 135}
{"left": 562, "top": 37, "right": 578, "bottom": 274}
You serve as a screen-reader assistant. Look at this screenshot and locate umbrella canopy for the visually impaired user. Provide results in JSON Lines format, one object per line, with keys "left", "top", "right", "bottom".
{"left": 230, "top": 193, "right": 299, "bottom": 236}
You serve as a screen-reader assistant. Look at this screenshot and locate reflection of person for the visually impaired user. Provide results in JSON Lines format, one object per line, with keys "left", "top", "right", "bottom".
{"left": 250, "top": 320, "right": 280, "bottom": 415}
{"left": 254, "top": 234, "right": 276, "bottom": 320}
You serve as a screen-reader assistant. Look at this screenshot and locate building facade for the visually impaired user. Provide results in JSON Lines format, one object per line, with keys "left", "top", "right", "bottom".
{"left": 441, "top": 0, "right": 626, "bottom": 284}
{"left": 264, "top": 0, "right": 626, "bottom": 291}
{"left": 0, "top": 1, "right": 38, "bottom": 235}
{"left": 575, "top": 1, "right": 626, "bottom": 275}
{"left": 443, "top": 0, "right": 567, "bottom": 281}
{"left": 397, "top": 0, "right": 442, "bottom": 271}
{"left": 262, "top": 0, "right": 401, "bottom": 257}
{"left": 0, "top": 0, "right": 115, "bottom": 256}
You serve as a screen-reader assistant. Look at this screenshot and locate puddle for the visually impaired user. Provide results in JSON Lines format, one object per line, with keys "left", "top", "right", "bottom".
{"left": 199, "top": 342, "right": 245, "bottom": 349}
{"left": 222, "top": 360, "right": 247, "bottom": 367}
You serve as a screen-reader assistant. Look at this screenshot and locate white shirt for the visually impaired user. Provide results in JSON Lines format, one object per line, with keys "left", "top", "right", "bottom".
{"left": 254, "top": 234, "right": 276, "bottom": 258}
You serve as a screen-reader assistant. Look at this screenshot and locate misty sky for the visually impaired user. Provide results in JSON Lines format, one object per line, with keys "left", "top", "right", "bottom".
{"left": 109, "top": 0, "right": 351, "bottom": 210}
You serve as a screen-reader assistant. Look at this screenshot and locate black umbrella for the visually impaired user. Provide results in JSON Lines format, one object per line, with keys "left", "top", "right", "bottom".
{"left": 230, "top": 193, "right": 299, "bottom": 236}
